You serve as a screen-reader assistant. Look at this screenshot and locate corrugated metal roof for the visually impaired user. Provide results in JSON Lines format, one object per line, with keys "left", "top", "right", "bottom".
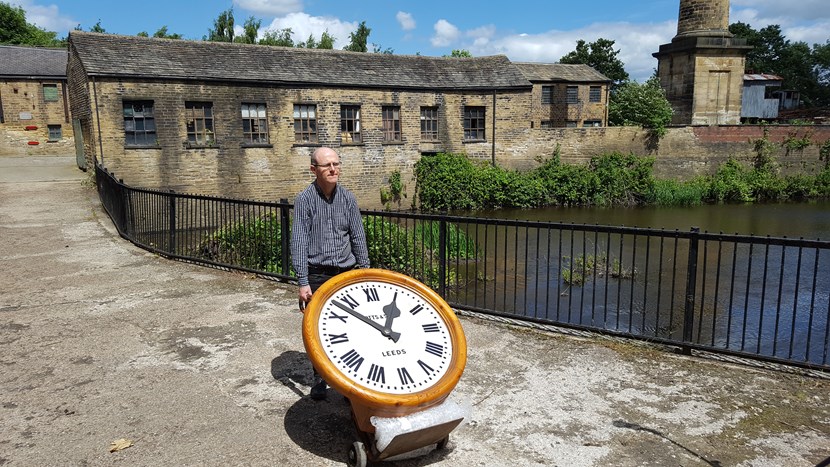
{"left": 0, "top": 45, "right": 67, "bottom": 78}
{"left": 744, "top": 73, "right": 784, "bottom": 82}
{"left": 68, "top": 31, "right": 533, "bottom": 91}
{"left": 513, "top": 62, "right": 611, "bottom": 82}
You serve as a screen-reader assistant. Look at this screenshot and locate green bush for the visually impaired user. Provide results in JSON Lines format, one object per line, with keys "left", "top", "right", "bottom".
{"left": 197, "top": 212, "right": 284, "bottom": 272}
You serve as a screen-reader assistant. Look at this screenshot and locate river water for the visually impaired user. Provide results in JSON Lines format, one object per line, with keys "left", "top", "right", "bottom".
{"left": 467, "top": 200, "right": 830, "bottom": 240}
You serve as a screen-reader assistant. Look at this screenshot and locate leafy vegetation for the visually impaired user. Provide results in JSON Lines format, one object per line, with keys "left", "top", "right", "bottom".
{"left": 559, "top": 38, "right": 630, "bottom": 89}
{"left": 608, "top": 77, "right": 674, "bottom": 139}
{"left": 0, "top": 1, "right": 63, "bottom": 46}
{"left": 197, "top": 212, "right": 284, "bottom": 272}
{"left": 414, "top": 151, "right": 830, "bottom": 212}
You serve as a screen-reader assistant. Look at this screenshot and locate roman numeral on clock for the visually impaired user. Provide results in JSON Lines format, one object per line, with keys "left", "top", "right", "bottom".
{"left": 425, "top": 341, "right": 444, "bottom": 357}
{"left": 422, "top": 323, "right": 440, "bottom": 333}
{"left": 341, "top": 294, "right": 360, "bottom": 309}
{"left": 397, "top": 367, "right": 414, "bottom": 385}
{"left": 409, "top": 304, "right": 424, "bottom": 315}
{"left": 368, "top": 364, "right": 385, "bottom": 384}
{"left": 363, "top": 287, "right": 379, "bottom": 302}
{"left": 417, "top": 359, "right": 434, "bottom": 375}
{"left": 341, "top": 349, "right": 364, "bottom": 371}
{"left": 328, "top": 332, "right": 348, "bottom": 344}
{"left": 328, "top": 311, "right": 348, "bottom": 323}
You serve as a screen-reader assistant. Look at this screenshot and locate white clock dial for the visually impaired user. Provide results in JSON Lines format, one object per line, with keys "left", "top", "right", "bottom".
{"left": 317, "top": 280, "right": 453, "bottom": 395}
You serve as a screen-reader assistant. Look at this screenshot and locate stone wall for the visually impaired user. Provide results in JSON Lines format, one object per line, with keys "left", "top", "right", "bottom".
{"left": 0, "top": 79, "right": 75, "bottom": 156}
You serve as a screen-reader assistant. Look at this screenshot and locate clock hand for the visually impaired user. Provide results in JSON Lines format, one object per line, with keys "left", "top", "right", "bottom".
{"left": 331, "top": 299, "right": 401, "bottom": 342}
{"left": 382, "top": 291, "right": 401, "bottom": 333}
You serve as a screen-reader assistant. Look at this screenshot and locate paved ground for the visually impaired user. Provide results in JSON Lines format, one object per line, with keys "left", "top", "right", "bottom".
{"left": 1, "top": 155, "right": 829, "bottom": 467}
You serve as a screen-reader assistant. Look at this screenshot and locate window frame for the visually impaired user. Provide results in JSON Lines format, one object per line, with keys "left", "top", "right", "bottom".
{"left": 43, "top": 83, "right": 58, "bottom": 102}
{"left": 540, "top": 120, "right": 554, "bottom": 129}
{"left": 541, "top": 85, "right": 553, "bottom": 105}
{"left": 185, "top": 101, "right": 215, "bottom": 146}
{"left": 589, "top": 86, "right": 602, "bottom": 103}
{"left": 241, "top": 102, "right": 269, "bottom": 145}
{"left": 47, "top": 124, "right": 62, "bottom": 141}
{"left": 381, "top": 105, "right": 402, "bottom": 143}
{"left": 566, "top": 86, "right": 579, "bottom": 105}
{"left": 293, "top": 104, "right": 318, "bottom": 143}
{"left": 420, "top": 106, "right": 439, "bottom": 141}
{"left": 463, "top": 106, "right": 486, "bottom": 141}
{"left": 340, "top": 104, "right": 362, "bottom": 144}
{"left": 584, "top": 120, "right": 602, "bottom": 127}
{"left": 123, "top": 100, "right": 158, "bottom": 147}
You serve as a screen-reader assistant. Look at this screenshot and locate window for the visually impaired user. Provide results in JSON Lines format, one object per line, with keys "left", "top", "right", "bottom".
{"left": 566, "top": 120, "right": 578, "bottom": 128}
{"left": 420, "top": 106, "right": 439, "bottom": 141}
{"left": 382, "top": 106, "right": 401, "bottom": 142}
{"left": 123, "top": 100, "right": 157, "bottom": 146}
{"left": 540, "top": 120, "right": 553, "bottom": 129}
{"left": 541, "top": 86, "right": 553, "bottom": 104}
{"left": 185, "top": 102, "right": 214, "bottom": 145}
{"left": 241, "top": 103, "right": 268, "bottom": 144}
{"left": 589, "top": 86, "right": 602, "bottom": 103}
{"left": 566, "top": 86, "right": 579, "bottom": 104}
{"left": 584, "top": 120, "right": 602, "bottom": 127}
{"left": 293, "top": 104, "right": 317, "bottom": 143}
{"left": 341, "top": 105, "right": 361, "bottom": 143}
{"left": 43, "top": 84, "right": 58, "bottom": 102}
{"left": 463, "top": 106, "right": 485, "bottom": 141}
{"left": 47, "top": 124, "right": 62, "bottom": 141}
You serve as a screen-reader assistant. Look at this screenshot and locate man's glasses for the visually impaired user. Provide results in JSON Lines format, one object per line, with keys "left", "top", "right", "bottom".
{"left": 312, "top": 161, "right": 342, "bottom": 170}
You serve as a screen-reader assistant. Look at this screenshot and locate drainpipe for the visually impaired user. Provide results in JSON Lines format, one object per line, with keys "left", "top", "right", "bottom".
{"left": 491, "top": 89, "right": 497, "bottom": 166}
{"left": 92, "top": 76, "right": 103, "bottom": 165}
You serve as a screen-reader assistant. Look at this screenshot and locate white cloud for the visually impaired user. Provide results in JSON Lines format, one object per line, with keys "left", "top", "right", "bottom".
{"left": 9, "top": 0, "right": 77, "bottom": 34}
{"left": 261, "top": 12, "right": 357, "bottom": 49}
{"left": 731, "top": 3, "right": 830, "bottom": 46}
{"left": 431, "top": 19, "right": 460, "bottom": 47}
{"left": 463, "top": 20, "right": 676, "bottom": 82}
{"left": 233, "top": 0, "right": 303, "bottom": 16}
{"left": 396, "top": 11, "right": 415, "bottom": 31}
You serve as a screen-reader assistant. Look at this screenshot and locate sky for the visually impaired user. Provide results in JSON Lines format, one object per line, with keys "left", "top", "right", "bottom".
{"left": 10, "top": 0, "right": 830, "bottom": 82}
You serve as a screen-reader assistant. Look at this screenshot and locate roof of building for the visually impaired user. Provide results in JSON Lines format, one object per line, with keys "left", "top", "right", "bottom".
{"left": 68, "top": 31, "right": 533, "bottom": 91}
{"left": 513, "top": 62, "right": 611, "bottom": 83}
{"left": 0, "top": 45, "right": 68, "bottom": 79}
{"left": 744, "top": 73, "right": 784, "bottom": 82}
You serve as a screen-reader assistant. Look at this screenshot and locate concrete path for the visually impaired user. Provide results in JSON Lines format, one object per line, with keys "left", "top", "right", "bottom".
{"left": 1, "top": 156, "right": 829, "bottom": 466}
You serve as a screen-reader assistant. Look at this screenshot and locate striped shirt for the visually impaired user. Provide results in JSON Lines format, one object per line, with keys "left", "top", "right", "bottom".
{"left": 290, "top": 182, "right": 370, "bottom": 286}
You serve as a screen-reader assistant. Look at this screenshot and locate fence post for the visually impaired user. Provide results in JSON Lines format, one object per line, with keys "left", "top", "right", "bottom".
{"left": 438, "top": 218, "right": 448, "bottom": 297}
{"left": 682, "top": 227, "right": 700, "bottom": 355}
{"left": 168, "top": 190, "right": 176, "bottom": 255}
{"left": 280, "top": 199, "right": 291, "bottom": 277}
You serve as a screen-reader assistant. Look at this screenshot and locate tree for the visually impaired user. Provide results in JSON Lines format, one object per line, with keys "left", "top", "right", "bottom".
{"left": 608, "top": 77, "right": 673, "bottom": 137}
{"left": 234, "top": 16, "right": 260, "bottom": 44}
{"left": 372, "top": 44, "right": 393, "bottom": 54}
{"left": 205, "top": 8, "right": 234, "bottom": 42}
{"left": 138, "top": 26, "right": 182, "bottom": 39}
{"left": 259, "top": 28, "right": 294, "bottom": 47}
{"left": 446, "top": 49, "right": 472, "bottom": 58}
{"left": 89, "top": 20, "right": 106, "bottom": 34}
{"left": 0, "top": 1, "right": 62, "bottom": 46}
{"left": 343, "top": 21, "right": 370, "bottom": 52}
{"left": 730, "top": 22, "right": 825, "bottom": 107}
{"left": 560, "top": 38, "right": 629, "bottom": 89}
{"left": 317, "top": 31, "right": 335, "bottom": 50}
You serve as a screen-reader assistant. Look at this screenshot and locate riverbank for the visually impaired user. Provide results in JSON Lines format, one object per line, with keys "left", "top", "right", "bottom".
{"left": 1, "top": 155, "right": 829, "bottom": 466}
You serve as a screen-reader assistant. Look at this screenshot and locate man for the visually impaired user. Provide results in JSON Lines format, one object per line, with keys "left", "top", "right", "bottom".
{"left": 290, "top": 146, "right": 370, "bottom": 400}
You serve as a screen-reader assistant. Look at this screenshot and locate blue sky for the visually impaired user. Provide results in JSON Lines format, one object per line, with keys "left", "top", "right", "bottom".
{"left": 10, "top": 0, "right": 830, "bottom": 82}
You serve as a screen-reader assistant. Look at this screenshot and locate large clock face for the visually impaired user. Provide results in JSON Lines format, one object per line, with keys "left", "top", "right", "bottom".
{"left": 317, "top": 280, "right": 453, "bottom": 395}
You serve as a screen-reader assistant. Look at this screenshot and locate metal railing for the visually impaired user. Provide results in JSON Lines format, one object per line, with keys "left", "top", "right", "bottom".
{"left": 96, "top": 164, "right": 830, "bottom": 372}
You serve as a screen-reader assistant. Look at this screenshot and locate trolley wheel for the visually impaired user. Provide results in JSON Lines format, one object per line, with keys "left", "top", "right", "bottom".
{"left": 436, "top": 435, "right": 450, "bottom": 450}
{"left": 348, "top": 441, "right": 367, "bottom": 467}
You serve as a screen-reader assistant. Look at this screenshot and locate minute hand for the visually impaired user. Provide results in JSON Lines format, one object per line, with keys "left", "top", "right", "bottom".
{"left": 331, "top": 299, "right": 401, "bottom": 342}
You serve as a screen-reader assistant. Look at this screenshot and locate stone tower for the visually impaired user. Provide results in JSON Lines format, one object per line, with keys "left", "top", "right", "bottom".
{"left": 653, "top": 0, "right": 752, "bottom": 125}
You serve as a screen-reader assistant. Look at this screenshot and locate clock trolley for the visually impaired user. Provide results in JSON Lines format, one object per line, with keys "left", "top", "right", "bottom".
{"left": 302, "top": 268, "right": 468, "bottom": 465}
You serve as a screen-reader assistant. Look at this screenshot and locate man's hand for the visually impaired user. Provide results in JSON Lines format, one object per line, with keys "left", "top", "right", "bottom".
{"left": 298, "top": 285, "right": 313, "bottom": 311}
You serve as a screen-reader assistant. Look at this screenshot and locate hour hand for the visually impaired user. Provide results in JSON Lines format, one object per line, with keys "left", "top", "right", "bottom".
{"left": 382, "top": 292, "right": 401, "bottom": 331}
{"left": 332, "top": 299, "right": 400, "bottom": 342}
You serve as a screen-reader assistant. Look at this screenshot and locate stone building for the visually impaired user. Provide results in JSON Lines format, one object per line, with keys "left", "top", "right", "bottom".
{"left": 0, "top": 45, "right": 75, "bottom": 155}
{"left": 66, "top": 31, "right": 610, "bottom": 207}
{"left": 653, "top": 0, "right": 753, "bottom": 125}
{"left": 514, "top": 63, "right": 610, "bottom": 129}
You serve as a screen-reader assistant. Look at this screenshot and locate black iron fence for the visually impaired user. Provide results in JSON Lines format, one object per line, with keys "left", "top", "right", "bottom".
{"left": 96, "top": 164, "right": 830, "bottom": 372}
